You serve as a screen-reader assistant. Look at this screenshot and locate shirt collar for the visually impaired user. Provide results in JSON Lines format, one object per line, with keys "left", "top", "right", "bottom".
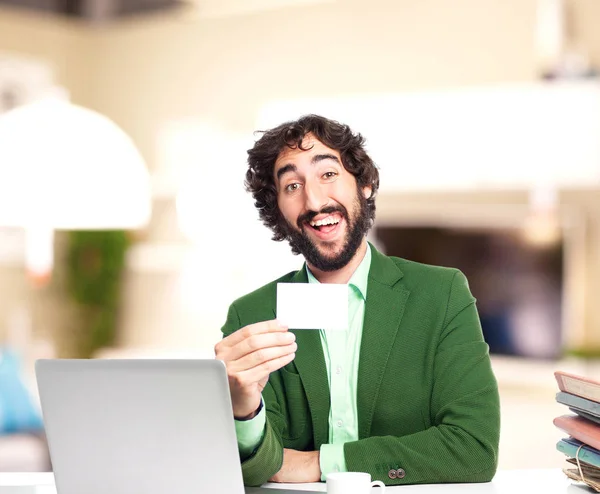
{"left": 305, "top": 242, "right": 372, "bottom": 301}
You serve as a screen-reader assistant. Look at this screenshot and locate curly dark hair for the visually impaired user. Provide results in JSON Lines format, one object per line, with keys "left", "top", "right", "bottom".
{"left": 245, "top": 114, "right": 380, "bottom": 242}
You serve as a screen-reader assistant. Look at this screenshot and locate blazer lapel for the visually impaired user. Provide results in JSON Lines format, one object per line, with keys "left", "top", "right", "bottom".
{"left": 272, "top": 266, "right": 330, "bottom": 449}
{"left": 357, "top": 246, "right": 410, "bottom": 439}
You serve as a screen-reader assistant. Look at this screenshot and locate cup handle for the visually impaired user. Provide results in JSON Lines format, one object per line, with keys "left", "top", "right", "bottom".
{"left": 371, "top": 480, "right": 385, "bottom": 491}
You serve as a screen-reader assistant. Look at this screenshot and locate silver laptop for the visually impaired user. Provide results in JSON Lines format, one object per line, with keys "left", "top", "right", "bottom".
{"left": 35, "top": 359, "right": 308, "bottom": 494}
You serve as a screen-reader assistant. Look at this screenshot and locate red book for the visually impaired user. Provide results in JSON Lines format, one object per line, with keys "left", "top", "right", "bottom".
{"left": 555, "top": 371, "right": 600, "bottom": 404}
{"left": 554, "top": 414, "right": 600, "bottom": 451}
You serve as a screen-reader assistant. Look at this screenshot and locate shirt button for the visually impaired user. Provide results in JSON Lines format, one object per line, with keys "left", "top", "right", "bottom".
{"left": 333, "top": 465, "right": 340, "bottom": 472}
{"left": 388, "top": 469, "right": 397, "bottom": 479}
{"left": 335, "top": 365, "right": 342, "bottom": 375}
{"left": 336, "top": 420, "right": 343, "bottom": 428}
{"left": 396, "top": 468, "right": 406, "bottom": 479}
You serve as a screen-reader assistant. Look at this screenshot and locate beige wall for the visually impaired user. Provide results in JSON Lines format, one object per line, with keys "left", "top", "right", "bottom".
{"left": 571, "top": 0, "right": 600, "bottom": 69}
{"left": 83, "top": 0, "right": 539, "bottom": 165}
{"left": 0, "top": 7, "right": 94, "bottom": 103}
{"left": 1, "top": 0, "right": 600, "bottom": 353}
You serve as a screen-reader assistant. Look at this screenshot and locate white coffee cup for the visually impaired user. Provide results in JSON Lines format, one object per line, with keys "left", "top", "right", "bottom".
{"left": 326, "top": 472, "right": 385, "bottom": 494}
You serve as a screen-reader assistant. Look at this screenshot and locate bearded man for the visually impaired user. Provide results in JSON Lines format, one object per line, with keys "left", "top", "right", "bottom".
{"left": 214, "top": 115, "right": 500, "bottom": 487}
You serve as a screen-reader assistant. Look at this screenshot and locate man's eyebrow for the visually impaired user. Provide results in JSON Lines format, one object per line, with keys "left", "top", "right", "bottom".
{"left": 276, "top": 154, "right": 340, "bottom": 181}
{"left": 312, "top": 153, "right": 340, "bottom": 164}
{"left": 276, "top": 163, "right": 297, "bottom": 181}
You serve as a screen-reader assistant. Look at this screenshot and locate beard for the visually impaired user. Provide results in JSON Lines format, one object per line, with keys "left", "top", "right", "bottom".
{"left": 281, "top": 190, "right": 371, "bottom": 272}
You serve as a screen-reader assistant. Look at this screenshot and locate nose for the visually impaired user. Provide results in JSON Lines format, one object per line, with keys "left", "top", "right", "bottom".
{"left": 304, "top": 180, "right": 329, "bottom": 213}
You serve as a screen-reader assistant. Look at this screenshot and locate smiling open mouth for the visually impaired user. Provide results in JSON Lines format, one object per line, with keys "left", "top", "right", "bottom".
{"left": 310, "top": 217, "right": 339, "bottom": 229}
{"left": 306, "top": 214, "right": 342, "bottom": 236}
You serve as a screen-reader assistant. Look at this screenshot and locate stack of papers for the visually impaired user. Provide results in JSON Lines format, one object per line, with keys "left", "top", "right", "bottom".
{"left": 554, "top": 371, "right": 600, "bottom": 492}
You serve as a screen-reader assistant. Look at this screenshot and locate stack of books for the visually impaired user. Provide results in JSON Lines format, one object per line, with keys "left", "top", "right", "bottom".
{"left": 554, "top": 371, "right": 600, "bottom": 492}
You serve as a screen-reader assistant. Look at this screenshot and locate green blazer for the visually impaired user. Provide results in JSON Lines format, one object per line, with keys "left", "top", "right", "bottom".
{"left": 221, "top": 245, "right": 500, "bottom": 486}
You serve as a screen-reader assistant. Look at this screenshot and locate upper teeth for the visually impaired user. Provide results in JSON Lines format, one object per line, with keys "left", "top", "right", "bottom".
{"left": 311, "top": 217, "right": 340, "bottom": 227}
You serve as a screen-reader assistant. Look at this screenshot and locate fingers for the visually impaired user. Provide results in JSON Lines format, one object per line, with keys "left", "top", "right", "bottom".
{"left": 228, "top": 341, "right": 297, "bottom": 373}
{"left": 224, "top": 331, "right": 296, "bottom": 362}
{"left": 233, "top": 352, "right": 296, "bottom": 388}
{"left": 216, "top": 319, "right": 287, "bottom": 352}
{"left": 215, "top": 320, "right": 296, "bottom": 419}
{"left": 215, "top": 319, "right": 291, "bottom": 361}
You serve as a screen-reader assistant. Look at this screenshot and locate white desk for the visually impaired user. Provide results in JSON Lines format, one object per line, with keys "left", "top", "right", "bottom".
{"left": 0, "top": 469, "right": 589, "bottom": 493}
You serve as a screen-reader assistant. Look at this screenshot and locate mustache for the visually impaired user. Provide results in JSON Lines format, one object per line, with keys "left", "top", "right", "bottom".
{"left": 296, "top": 205, "right": 347, "bottom": 229}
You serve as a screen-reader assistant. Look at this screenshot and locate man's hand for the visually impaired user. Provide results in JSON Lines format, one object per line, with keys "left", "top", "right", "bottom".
{"left": 269, "top": 449, "right": 321, "bottom": 483}
{"left": 215, "top": 320, "right": 296, "bottom": 419}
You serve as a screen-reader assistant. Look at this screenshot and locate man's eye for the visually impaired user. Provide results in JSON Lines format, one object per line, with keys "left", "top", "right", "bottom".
{"left": 285, "top": 183, "right": 300, "bottom": 192}
{"left": 323, "top": 171, "right": 338, "bottom": 179}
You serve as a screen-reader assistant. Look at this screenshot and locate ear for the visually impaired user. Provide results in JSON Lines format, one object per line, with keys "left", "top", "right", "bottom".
{"left": 362, "top": 185, "right": 373, "bottom": 200}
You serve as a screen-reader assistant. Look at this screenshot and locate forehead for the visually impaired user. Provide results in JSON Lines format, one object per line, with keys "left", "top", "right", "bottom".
{"left": 274, "top": 134, "right": 341, "bottom": 172}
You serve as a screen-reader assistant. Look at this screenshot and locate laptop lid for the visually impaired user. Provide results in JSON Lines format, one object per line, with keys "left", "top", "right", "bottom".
{"left": 35, "top": 359, "right": 245, "bottom": 494}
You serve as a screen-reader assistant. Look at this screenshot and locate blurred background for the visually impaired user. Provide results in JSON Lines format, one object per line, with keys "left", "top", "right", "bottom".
{"left": 0, "top": 0, "right": 599, "bottom": 476}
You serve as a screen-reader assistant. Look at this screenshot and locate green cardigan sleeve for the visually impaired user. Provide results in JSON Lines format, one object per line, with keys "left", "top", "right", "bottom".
{"left": 344, "top": 270, "right": 500, "bottom": 485}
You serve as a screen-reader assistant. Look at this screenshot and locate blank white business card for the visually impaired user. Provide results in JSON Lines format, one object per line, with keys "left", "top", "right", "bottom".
{"left": 276, "top": 282, "right": 348, "bottom": 331}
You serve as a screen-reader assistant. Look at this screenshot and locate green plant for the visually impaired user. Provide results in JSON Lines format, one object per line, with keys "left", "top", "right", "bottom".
{"left": 563, "top": 347, "right": 600, "bottom": 359}
{"left": 65, "top": 230, "right": 129, "bottom": 358}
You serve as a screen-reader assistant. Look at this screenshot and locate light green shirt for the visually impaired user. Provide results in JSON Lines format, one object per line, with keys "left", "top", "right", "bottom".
{"left": 235, "top": 243, "right": 372, "bottom": 481}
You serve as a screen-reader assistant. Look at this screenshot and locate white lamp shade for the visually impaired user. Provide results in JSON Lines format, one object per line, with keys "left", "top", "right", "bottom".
{"left": 0, "top": 97, "right": 151, "bottom": 229}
